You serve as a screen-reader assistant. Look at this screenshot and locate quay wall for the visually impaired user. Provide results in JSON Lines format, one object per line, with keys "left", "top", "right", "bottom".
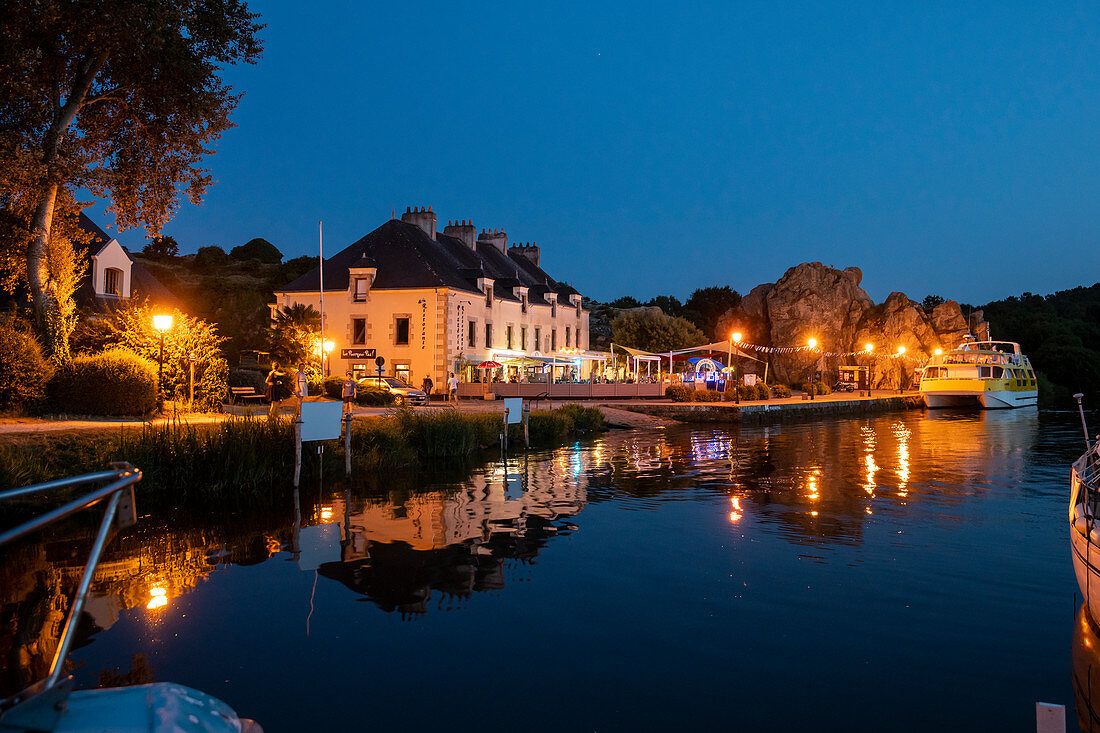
{"left": 617, "top": 395, "right": 925, "bottom": 425}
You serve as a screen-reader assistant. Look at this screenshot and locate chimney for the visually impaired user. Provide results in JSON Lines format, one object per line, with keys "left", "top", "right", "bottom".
{"left": 477, "top": 227, "right": 508, "bottom": 253}
{"left": 443, "top": 219, "right": 477, "bottom": 249}
{"left": 509, "top": 242, "right": 540, "bottom": 267}
{"left": 401, "top": 205, "right": 436, "bottom": 240}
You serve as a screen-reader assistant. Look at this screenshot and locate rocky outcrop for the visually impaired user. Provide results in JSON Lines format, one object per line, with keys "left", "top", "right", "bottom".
{"left": 716, "top": 262, "right": 988, "bottom": 388}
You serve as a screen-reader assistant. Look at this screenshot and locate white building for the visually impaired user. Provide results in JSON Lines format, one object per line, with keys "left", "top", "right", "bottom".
{"left": 272, "top": 207, "right": 590, "bottom": 386}
{"left": 74, "top": 213, "right": 181, "bottom": 310}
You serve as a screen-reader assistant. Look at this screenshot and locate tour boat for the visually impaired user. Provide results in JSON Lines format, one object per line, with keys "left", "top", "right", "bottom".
{"left": 919, "top": 340, "right": 1038, "bottom": 409}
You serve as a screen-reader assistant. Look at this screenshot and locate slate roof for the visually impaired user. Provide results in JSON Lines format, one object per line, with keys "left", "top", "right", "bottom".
{"left": 280, "top": 219, "right": 581, "bottom": 304}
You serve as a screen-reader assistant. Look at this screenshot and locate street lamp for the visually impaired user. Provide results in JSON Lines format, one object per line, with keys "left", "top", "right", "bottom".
{"left": 807, "top": 338, "right": 819, "bottom": 400}
{"left": 730, "top": 331, "right": 743, "bottom": 404}
{"left": 864, "top": 343, "right": 874, "bottom": 393}
{"left": 153, "top": 314, "right": 173, "bottom": 412}
{"left": 896, "top": 345, "right": 906, "bottom": 394}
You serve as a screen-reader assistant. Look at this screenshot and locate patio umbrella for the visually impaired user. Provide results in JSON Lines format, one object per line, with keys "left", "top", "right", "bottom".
{"left": 476, "top": 361, "right": 503, "bottom": 368}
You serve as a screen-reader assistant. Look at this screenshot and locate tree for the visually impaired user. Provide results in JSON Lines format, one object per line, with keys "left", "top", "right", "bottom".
{"left": 0, "top": 0, "right": 263, "bottom": 358}
{"left": 645, "top": 295, "right": 683, "bottom": 318}
{"left": 608, "top": 296, "right": 642, "bottom": 309}
{"left": 193, "top": 245, "right": 229, "bottom": 270}
{"left": 682, "top": 286, "right": 742, "bottom": 341}
{"left": 611, "top": 310, "right": 706, "bottom": 354}
{"left": 143, "top": 235, "right": 179, "bottom": 258}
{"left": 922, "top": 294, "right": 945, "bottom": 312}
{"left": 269, "top": 304, "right": 320, "bottom": 365}
{"left": 231, "top": 238, "right": 282, "bottom": 264}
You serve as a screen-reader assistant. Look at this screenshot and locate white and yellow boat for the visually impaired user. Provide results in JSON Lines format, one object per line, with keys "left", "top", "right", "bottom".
{"left": 919, "top": 340, "right": 1038, "bottom": 409}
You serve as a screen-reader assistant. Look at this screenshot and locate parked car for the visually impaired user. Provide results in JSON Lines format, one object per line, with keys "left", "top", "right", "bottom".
{"left": 357, "top": 376, "right": 428, "bottom": 406}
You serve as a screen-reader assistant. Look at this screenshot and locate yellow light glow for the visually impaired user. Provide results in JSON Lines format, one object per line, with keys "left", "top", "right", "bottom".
{"left": 147, "top": 586, "right": 168, "bottom": 610}
{"left": 320, "top": 506, "right": 333, "bottom": 522}
{"left": 934, "top": 348, "right": 942, "bottom": 355}
{"left": 152, "top": 314, "right": 173, "bottom": 332}
{"left": 864, "top": 343, "right": 874, "bottom": 352}
{"left": 807, "top": 338, "right": 818, "bottom": 349}
{"left": 732, "top": 332, "right": 743, "bottom": 343}
{"left": 323, "top": 339, "right": 335, "bottom": 353}
{"left": 897, "top": 345, "right": 906, "bottom": 355}
{"left": 811, "top": 511, "right": 819, "bottom": 517}
{"left": 729, "top": 496, "right": 743, "bottom": 522}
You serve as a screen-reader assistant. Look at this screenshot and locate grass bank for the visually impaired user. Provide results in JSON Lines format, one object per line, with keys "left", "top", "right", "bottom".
{"left": 0, "top": 405, "right": 606, "bottom": 500}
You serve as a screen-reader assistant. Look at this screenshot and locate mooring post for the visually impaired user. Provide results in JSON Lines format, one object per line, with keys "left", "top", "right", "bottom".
{"left": 293, "top": 418, "right": 302, "bottom": 487}
{"left": 523, "top": 401, "right": 530, "bottom": 450}
{"left": 344, "top": 413, "right": 352, "bottom": 476}
{"left": 503, "top": 408, "right": 509, "bottom": 454}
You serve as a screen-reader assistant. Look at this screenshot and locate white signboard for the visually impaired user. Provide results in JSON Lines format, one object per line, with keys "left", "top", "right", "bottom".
{"left": 301, "top": 400, "right": 343, "bottom": 442}
{"left": 504, "top": 398, "right": 523, "bottom": 424}
{"left": 743, "top": 373, "right": 758, "bottom": 386}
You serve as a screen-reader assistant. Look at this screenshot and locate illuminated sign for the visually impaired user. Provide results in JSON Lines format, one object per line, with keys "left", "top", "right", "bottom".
{"left": 340, "top": 348, "right": 376, "bottom": 359}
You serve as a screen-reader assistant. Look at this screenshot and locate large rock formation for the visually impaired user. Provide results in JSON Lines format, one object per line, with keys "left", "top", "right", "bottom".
{"left": 717, "top": 262, "right": 988, "bottom": 388}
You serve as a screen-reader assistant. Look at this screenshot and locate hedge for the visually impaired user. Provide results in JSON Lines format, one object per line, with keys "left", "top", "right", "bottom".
{"left": 0, "top": 323, "right": 53, "bottom": 411}
{"left": 51, "top": 349, "right": 157, "bottom": 416}
{"left": 771, "top": 383, "right": 793, "bottom": 399}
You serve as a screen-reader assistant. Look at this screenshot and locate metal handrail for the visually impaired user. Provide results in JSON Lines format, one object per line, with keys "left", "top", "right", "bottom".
{"left": 0, "top": 463, "right": 142, "bottom": 723}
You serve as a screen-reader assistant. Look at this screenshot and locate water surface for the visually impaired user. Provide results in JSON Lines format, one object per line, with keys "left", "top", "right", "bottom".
{"left": 2, "top": 409, "right": 1093, "bottom": 731}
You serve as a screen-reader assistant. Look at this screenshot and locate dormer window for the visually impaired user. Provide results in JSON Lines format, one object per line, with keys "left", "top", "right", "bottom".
{"left": 521, "top": 293, "right": 528, "bottom": 314}
{"left": 104, "top": 268, "right": 123, "bottom": 297}
{"left": 354, "top": 278, "right": 369, "bottom": 302}
{"left": 485, "top": 284, "right": 493, "bottom": 308}
{"left": 549, "top": 297, "right": 557, "bottom": 318}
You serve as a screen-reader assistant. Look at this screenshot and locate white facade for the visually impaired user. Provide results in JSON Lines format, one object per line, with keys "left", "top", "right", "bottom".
{"left": 90, "top": 239, "right": 132, "bottom": 299}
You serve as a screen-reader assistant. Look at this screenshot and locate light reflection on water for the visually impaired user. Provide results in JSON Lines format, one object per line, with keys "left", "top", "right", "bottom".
{"left": 1, "top": 408, "right": 1093, "bottom": 731}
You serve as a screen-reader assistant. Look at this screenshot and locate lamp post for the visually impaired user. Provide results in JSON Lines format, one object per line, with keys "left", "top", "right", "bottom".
{"left": 896, "top": 345, "right": 906, "bottom": 393}
{"left": 731, "top": 331, "right": 742, "bottom": 403}
{"left": 807, "top": 338, "right": 819, "bottom": 400}
{"left": 865, "top": 343, "right": 874, "bottom": 394}
{"left": 153, "top": 314, "right": 173, "bottom": 412}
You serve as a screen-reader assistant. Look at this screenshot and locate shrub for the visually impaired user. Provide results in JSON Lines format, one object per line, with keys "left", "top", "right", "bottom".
{"left": 323, "top": 376, "right": 345, "bottom": 399}
{"left": 666, "top": 385, "right": 694, "bottom": 402}
{"left": 800, "top": 381, "right": 832, "bottom": 396}
{"left": 230, "top": 237, "right": 282, "bottom": 264}
{"left": 771, "top": 383, "right": 792, "bottom": 399}
{"left": 556, "top": 404, "right": 607, "bottom": 433}
{"left": 51, "top": 349, "right": 157, "bottom": 416}
{"left": 355, "top": 386, "right": 395, "bottom": 406}
{"left": 306, "top": 372, "right": 323, "bottom": 396}
{"left": 0, "top": 322, "right": 54, "bottom": 411}
{"left": 692, "top": 389, "right": 722, "bottom": 402}
{"left": 194, "top": 245, "right": 229, "bottom": 270}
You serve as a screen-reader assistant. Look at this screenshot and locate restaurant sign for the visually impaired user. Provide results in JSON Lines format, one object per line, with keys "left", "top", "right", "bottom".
{"left": 340, "top": 348, "right": 376, "bottom": 359}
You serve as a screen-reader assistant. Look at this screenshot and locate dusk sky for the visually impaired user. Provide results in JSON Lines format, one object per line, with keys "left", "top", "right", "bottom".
{"left": 88, "top": 1, "right": 1100, "bottom": 305}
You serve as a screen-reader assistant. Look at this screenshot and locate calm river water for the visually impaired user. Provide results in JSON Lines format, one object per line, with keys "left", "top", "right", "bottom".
{"left": 3, "top": 409, "right": 1098, "bottom": 731}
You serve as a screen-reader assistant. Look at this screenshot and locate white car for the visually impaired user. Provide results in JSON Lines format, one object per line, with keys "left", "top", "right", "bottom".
{"left": 357, "top": 376, "right": 428, "bottom": 406}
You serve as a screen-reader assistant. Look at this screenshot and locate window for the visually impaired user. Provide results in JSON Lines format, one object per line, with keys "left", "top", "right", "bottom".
{"left": 551, "top": 299, "right": 557, "bottom": 318}
{"left": 354, "top": 278, "right": 369, "bottom": 302}
{"left": 551, "top": 329, "right": 557, "bottom": 351}
{"left": 468, "top": 320, "right": 477, "bottom": 348}
{"left": 395, "top": 363, "right": 411, "bottom": 383}
{"left": 534, "top": 328, "right": 541, "bottom": 352}
{"left": 521, "top": 294, "right": 528, "bottom": 314}
{"left": 566, "top": 326, "right": 571, "bottom": 347}
{"left": 353, "top": 318, "right": 367, "bottom": 345}
{"left": 506, "top": 325, "right": 513, "bottom": 350}
{"left": 104, "top": 267, "right": 122, "bottom": 296}
{"left": 521, "top": 327, "right": 527, "bottom": 351}
{"left": 485, "top": 323, "right": 493, "bottom": 349}
{"left": 395, "top": 317, "right": 410, "bottom": 346}
{"left": 485, "top": 284, "right": 493, "bottom": 308}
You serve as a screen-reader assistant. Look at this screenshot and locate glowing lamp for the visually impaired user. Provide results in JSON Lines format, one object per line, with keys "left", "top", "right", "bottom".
{"left": 152, "top": 314, "right": 173, "bottom": 332}
{"left": 865, "top": 343, "right": 874, "bottom": 352}
{"left": 323, "top": 339, "right": 335, "bottom": 354}
{"left": 807, "top": 338, "right": 818, "bottom": 349}
{"left": 934, "top": 348, "right": 943, "bottom": 355}
{"left": 732, "top": 332, "right": 743, "bottom": 343}
{"left": 897, "top": 346, "right": 906, "bottom": 355}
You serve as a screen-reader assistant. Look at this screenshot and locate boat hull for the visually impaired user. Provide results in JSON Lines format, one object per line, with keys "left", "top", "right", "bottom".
{"left": 1071, "top": 521, "right": 1100, "bottom": 627}
{"left": 922, "top": 388, "right": 1037, "bottom": 409}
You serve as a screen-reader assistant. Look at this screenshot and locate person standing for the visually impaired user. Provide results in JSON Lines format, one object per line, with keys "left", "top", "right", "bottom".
{"left": 293, "top": 364, "right": 308, "bottom": 416}
{"left": 448, "top": 372, "right": 459, "bottom": 403}
{"left": 342, "top": 371, "right": 357, "bottom": 416}
{"left": 422, "top": 374, "right": 434, "bottom": 402}
{"left": 266, "top": 362, "right": 286, "bottom": 417}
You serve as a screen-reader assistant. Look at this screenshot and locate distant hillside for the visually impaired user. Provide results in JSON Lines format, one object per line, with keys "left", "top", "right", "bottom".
{"left": 979, "top": 284, "right": 1100, "bottom": 406}
{"left": 132, "top": 253, "right": 317, "bottom": 362}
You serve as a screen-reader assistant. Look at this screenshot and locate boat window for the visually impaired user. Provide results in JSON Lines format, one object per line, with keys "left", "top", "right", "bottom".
{"left": 979, "top": 366, "right": 991, "bottom": 378}
{"left": 992, "top": 367, "right": 1003, "bottom": 378}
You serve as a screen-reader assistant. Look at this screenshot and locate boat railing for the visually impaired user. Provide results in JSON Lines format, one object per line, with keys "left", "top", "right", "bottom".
{"left": 1075, "top": 445, "right": 1100, "bottom": 516}
{"left": 0, "top": 463, "right": 142, "bottom": 731}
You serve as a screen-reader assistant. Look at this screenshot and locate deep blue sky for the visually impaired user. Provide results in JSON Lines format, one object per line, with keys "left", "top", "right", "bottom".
{"left": 88, "top": 0, "right": 1100, "bottom": 305}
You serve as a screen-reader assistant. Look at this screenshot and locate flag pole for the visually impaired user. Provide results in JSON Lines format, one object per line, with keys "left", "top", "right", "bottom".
{"left": 319, "top": 220, "right": 325, "bottom": 376}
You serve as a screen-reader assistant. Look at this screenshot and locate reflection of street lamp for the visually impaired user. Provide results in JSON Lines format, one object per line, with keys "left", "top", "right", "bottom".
{"left": 807, "top": 338, "right": 819, "bottom": 400}
{"left": 153, "top": 314, "right": 173, "bottom": 412}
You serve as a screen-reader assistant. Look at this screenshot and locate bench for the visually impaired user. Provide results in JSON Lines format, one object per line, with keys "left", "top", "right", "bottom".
{"left": 228, "top": 386, "right": 265, "bottom": 405}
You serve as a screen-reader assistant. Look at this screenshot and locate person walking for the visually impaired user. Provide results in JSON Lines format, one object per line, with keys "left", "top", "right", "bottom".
{"left": 342, "top": 371, "right": 357, "bottom": 416}
{"left": 422, "top": 374, "right": 434, "bottom": 402}
{"left": 293, "top": 364, "right": 308, "bottom": 416}
{"left": 266, "top": 362, "right": 286, "bottom": 417}
{"left": 448, "top": 372, "right": 458, "bottom": 403}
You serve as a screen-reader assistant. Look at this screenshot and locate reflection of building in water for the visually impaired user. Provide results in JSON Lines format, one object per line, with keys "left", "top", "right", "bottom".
{"left": 317, "top": 455, "right": 590, "bottom": 616}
